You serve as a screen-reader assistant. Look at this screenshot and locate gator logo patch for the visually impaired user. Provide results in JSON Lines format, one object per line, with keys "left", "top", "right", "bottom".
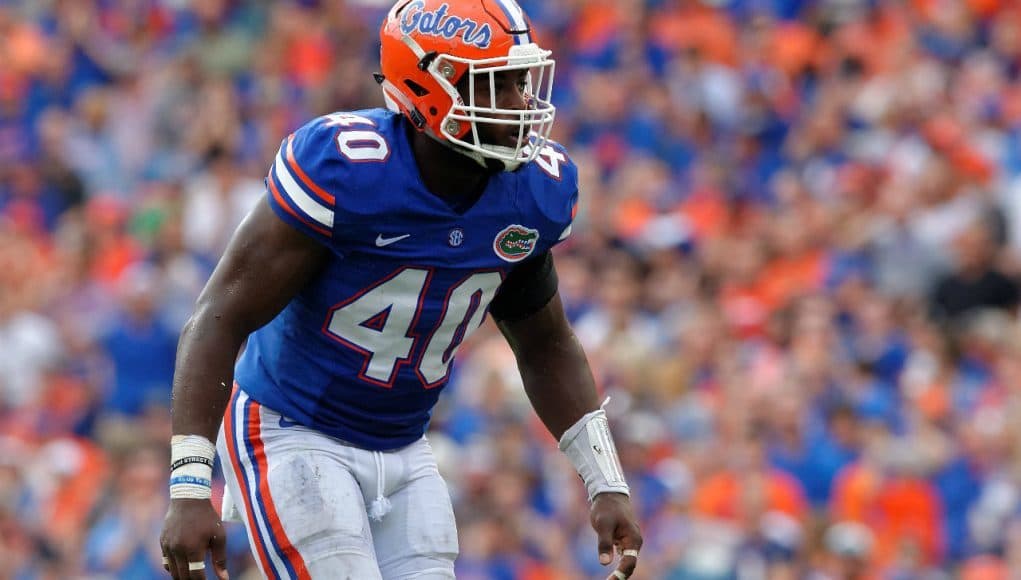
{"left": 493, "top": 225, "right": 539, "bottom": 262}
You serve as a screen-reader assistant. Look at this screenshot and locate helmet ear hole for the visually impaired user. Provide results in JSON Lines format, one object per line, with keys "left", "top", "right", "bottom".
{"left": 403, "top": 79, "right": 430, "bottom": 97}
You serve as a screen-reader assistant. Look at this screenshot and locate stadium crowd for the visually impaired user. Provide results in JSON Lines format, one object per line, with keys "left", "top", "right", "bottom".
{"left": 3, "top": 0, "right": 1021, "bottom": 577}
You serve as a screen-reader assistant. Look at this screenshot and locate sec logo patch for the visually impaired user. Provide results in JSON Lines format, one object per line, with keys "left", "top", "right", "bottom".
{"left": 493, "top": 225, "right": 539, "bottom": 262}
{"left": 448, "top": 228, "right": 464, "bottom": 247}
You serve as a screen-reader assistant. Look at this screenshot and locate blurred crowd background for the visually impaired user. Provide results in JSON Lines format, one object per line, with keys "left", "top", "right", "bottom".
{"left": 3, "top": 0, "right": 1021, "bottom": 578}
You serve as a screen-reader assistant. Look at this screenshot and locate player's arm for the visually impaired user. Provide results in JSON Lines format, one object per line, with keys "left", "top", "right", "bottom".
{"left": 170, "top": 197, "right": 328, "bottom": 440}
{"left": 492, "top": 252, "right": 643, "bottom": 580}
{"left": 493, "top": 253, "right": 599, "bottom": 435}
{"left": 160, "top": 198, "right": 329, "bottom": 580}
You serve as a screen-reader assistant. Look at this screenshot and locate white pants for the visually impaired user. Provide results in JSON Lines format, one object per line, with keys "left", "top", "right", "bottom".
{"left": 217, "top": 388, "right": 458, "bottom": 579}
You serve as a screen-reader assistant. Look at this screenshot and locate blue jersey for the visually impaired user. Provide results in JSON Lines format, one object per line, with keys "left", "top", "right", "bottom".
{"left": 235, "top": 109, "right": 578, "bottom": 451}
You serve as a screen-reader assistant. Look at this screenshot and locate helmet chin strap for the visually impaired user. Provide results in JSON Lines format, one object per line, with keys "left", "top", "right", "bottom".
{"left": 479, "top": 145, "right": 522, "bottom": 172}
{"left": 472, "top": 143, "right": 523, "bottom": 173}
{"left": 423, "top": 128, "right": 522, "bottom": 172}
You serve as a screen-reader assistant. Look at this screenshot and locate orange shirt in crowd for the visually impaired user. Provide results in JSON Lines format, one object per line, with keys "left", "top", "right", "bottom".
{"left": 767, "top": 21, "right": 821, "bottom": 78}
{"left": 288, "top": 32, "right": 334, "bottom": 87}
{"left": 692, "top": 468, "right": 807, "bottom": 523}
{"left": 912, "top": 0, "right": 1005, "bottom": 20}
{"left": 832, "top": 463, "right": 945, "bottom": 567}
{"left": 719, "top": 283, "right": 774, "bottom": 338}
{"left": 614, "top": 197, "right": 657, "bottom": 240}
{"left": 831, "top": 462, "right": 883, "bottom": 523}
{"left": 650, "top": 3, "right": 738, "bottom": 65}
{"left": 758, "top": 250, "right": 828, "bottom": 308}
{"left": 571, "top": 1, "right": 624, "bottom": 54}
{"left": 872, "top": 477, "right": 944, "bottom": 566}
{"left": 41, "top": 438, "right": 109, "bottom": 542}
{"left": 835, "top": 4, "right": 912, "bottom": 74}
{"left": 520, "top": 563, "right": 573, "bottom": 580}
{"left": 679, "top": 189, "right": 730, "bottom": 242}
{"left": 90, "top": 236, "right": 144, "bottom": 287}
{"left": 960, "top": 555, "right": 1010, "bottom": 580}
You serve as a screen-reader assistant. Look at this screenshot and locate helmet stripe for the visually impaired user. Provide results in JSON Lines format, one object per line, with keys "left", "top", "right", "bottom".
{"left": 492, "top": 0, "right": 530, "bottom": 44}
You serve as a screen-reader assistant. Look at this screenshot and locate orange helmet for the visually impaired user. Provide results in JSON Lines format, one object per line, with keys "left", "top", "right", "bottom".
{"left": 378, "top": 0, "right": 556, "bottom": 170}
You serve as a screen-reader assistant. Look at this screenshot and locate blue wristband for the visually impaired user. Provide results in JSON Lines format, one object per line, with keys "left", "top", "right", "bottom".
{"left": 169, "top": 475, "right": 212, "bottom": 488}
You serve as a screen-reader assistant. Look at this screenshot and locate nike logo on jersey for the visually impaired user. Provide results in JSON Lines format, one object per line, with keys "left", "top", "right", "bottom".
{"left": 376, "top": 233, "right": 411, "bottom": 247}
{"left": 278, "top": 416, "right": 301, "bottom": 428}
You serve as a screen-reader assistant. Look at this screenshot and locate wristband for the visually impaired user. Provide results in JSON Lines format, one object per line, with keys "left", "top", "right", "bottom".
{"left": 169, "top": 435, "right": 215, "bottom": 500}
{"left": 170, "top": 456, "right": 215, "bottom": 471}
{"left": 558, "top": 398, "right": 630, "bottom": 502}
{"left": 170, "top": 475, "right": 213, "bottom": 487}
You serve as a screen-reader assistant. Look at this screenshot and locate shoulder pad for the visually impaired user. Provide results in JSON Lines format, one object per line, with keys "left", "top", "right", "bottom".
{"left": 266, "top": 110, "right": 397, "bottom": 241}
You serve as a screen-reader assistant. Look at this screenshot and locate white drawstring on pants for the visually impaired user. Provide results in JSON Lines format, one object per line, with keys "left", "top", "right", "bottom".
{"left": 368, "top": 450, "right": 392, "bottom": 521}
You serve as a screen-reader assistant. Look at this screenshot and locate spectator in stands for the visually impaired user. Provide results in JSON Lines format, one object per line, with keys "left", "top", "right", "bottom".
{"left": 84, "top": 443, "right": 168, "bottom": 578}
{"left": 100, "top": 264, "right": 177, "bottom": 419}
{"left": 931, "top": 219, "right": 1019, "bottom": 323}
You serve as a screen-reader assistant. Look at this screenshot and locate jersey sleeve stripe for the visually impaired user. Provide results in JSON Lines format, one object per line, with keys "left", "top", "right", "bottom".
{"left": 286, "top": 135, "right": 336, "bottom": 206}
{"left": 272, "top": 150, "right": 335, "bottom": 229}
{"left": 268, "top": 171, "right": 333, "bottom": 238}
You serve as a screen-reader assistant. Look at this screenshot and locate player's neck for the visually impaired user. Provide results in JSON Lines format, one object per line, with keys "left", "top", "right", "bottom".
{"left": 408, "top": 125, "right": 493, "bottom": 202}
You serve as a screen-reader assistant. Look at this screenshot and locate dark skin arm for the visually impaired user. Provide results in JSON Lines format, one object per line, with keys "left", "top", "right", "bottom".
{"left": 497, "top": 291, "right": 643, "bottom": 580}
{"left": 160, "top": 199, "right": 329, "bottom": 580}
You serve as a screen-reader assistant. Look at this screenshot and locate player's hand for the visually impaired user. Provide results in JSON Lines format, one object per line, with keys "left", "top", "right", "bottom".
{"left": 590, "top": 492, "right": 643, "bottom": 580}
{"left": 160, "top": 499, "right": 229, "bottom": 580}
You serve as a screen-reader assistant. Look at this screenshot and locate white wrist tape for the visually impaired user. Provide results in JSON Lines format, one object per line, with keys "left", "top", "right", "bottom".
{"left": 558, "top": 399, "right": 630, "bottom": 502}
{"left": 169, "top": 435, "right": 215, "bottom": 500}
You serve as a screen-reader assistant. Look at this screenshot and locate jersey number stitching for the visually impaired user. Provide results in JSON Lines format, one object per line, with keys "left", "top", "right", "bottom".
{"left": 326, "top": 113, "right": 390, "bottom": 162}
{"left": 530, "top": 143, "right": 566, "bottom": 180}
{"left": 323, "top": 268, "right": 503, "bottom": 388}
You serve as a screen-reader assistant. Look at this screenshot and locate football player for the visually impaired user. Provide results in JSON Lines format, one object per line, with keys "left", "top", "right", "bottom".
{"left": 159, "top": 1, "right": 642, "bottom": 578}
